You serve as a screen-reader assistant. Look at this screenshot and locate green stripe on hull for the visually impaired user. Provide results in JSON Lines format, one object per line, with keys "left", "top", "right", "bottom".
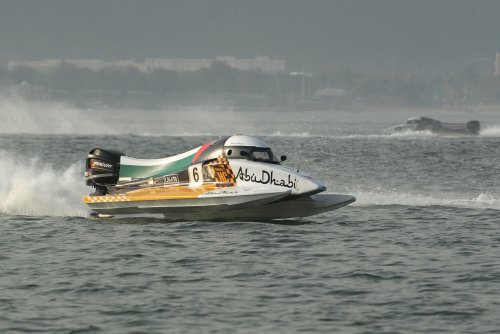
{"left": 119, "top": 154, "right": 195, "bottom": 179}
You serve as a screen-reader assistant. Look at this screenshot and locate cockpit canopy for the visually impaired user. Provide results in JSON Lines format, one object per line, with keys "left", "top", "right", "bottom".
{"left": 406, "top": 117, "right": 440, "bottom": 127}
{"left": 192, "top": 135, "right": 284, "bottom": 165}
{"left": 406, "top": 117, "right": 422, "bottom": 124}
{"left": 224, "top": 135, "right": 283, "bottom": 164}
{"left": 224, "top": 146, "right": 280, "bottom": 163}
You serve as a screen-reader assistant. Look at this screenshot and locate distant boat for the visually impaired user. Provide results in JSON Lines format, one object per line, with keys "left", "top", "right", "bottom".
{"left": 386, "top": 117, "right": 480, "bottom": 135}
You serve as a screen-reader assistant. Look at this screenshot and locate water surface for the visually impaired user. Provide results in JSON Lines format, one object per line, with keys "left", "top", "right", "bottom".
{"left": 1, "top": 107, "right": 499, "bottom": 333}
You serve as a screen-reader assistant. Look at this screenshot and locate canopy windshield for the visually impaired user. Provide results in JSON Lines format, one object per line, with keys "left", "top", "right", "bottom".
{"left": 406, "top": 118, "right": 421, "bottom": 124}
{"left": 225, "top": 146, "right": 280, "bottom": 164}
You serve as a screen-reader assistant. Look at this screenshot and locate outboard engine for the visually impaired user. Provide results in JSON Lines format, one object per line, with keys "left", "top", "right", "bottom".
{"left": 466, "top": 120, "right": 480, "bottom": 134}
{"left": 85, "top": 148, "right": 125, "bottom": 195}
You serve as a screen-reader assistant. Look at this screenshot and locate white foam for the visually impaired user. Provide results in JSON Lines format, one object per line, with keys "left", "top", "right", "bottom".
{"left": 351, "top": 188, "right": 500, "bottom": 210}
{"left": 270, "top": 131, "right": 311, "bottom": 137}
{"left": 0, "top": 151, "right": 90, "bottom": 217}
{"left": 0, "top": 87, "right": 115, "bottom": 135}
{"left": 385, "top": 129, "right": 436, "bottom": 138}
{"left": 479, "top": 125, "right": 500, "bottom": 137}
{"left": 332, "top": 131, "right": 436, "bottom": 140}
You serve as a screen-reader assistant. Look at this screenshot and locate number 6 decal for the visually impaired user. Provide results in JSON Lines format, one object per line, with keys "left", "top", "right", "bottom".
{"left": 189, "top": 165, "right": 202, "bottom": 184}
{"left": 192, "top": 167, "right": 199, "bottom": 182}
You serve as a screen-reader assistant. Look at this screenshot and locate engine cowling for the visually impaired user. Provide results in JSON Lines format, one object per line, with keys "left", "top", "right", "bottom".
{"left": 466, "top": 120, "right": 480, "bottom": 134}
{"left": 85, "top": 148, "right": 125, "bottom": 194}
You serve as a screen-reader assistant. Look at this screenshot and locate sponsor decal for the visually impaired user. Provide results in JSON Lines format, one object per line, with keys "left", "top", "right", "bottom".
{"left": 204, "top": 189, "right": 238, "bottom": 195}
{"left": 235, "top": 167, "right": 298, "bottom": 189}
{"left": 91, "top": 160, "right": 113, "bottom": 170}
{"left": 163, "top": 174, "right": 179, "bottom": 186}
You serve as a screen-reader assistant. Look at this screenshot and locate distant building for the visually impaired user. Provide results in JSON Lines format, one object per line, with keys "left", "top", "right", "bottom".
{"left": 8, "top": 56, "right": 286, "bottom": 74}
{"left": 496, "top": 50, "right": 500, "bottom": 76}
{"left": 143, "top": 58, "right": 211, "bottom": 72}
{"left": 214, "top": 56, "right": 285, "bottom": 73}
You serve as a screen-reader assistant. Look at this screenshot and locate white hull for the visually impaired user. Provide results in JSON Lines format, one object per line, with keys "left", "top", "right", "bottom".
{"left": 91, "top": 194, "right": 355, "bottom": 221}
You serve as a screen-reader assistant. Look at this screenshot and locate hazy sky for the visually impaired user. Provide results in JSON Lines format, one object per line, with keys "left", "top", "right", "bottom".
{"left": 1, "top": 0, "right": 499, "bottom": 74}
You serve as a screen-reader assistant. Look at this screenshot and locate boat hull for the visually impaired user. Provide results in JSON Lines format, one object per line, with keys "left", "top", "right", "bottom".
{"left": 87, "top": 193, "right": 355, "bottom": 221}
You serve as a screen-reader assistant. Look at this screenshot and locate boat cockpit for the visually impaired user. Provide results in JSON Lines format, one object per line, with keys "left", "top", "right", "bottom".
{"left": 224, "top": 146, "right": 285, "bottom": 164}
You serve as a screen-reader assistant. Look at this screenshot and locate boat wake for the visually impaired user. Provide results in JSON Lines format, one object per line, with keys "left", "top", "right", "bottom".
{"left": 479, "top": 125, "right": 500, "bottom": 137}
{"left": 0, "top": 89, "right": 116, "bottom": 135}
{"left": 335, "top": 131, "right": 437, "bottom": 140}
{"left": 0, "top": 151, "right": 90, "bottom": 217}
{"left": 351, "top": 188, "right": 500, "bottom": 210}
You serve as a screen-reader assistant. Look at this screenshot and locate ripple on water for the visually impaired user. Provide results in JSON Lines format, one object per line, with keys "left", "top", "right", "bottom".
{"left": 1, "top": 134, "right": 500, "bottom": 333}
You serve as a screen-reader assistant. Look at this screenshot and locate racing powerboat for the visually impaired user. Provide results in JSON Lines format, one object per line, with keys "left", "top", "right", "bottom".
{"left": 84, "top": 135, "right": 355, "bottom": 220}
{"left": 386, "top": 117, "right": 480, "bottom": 135}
